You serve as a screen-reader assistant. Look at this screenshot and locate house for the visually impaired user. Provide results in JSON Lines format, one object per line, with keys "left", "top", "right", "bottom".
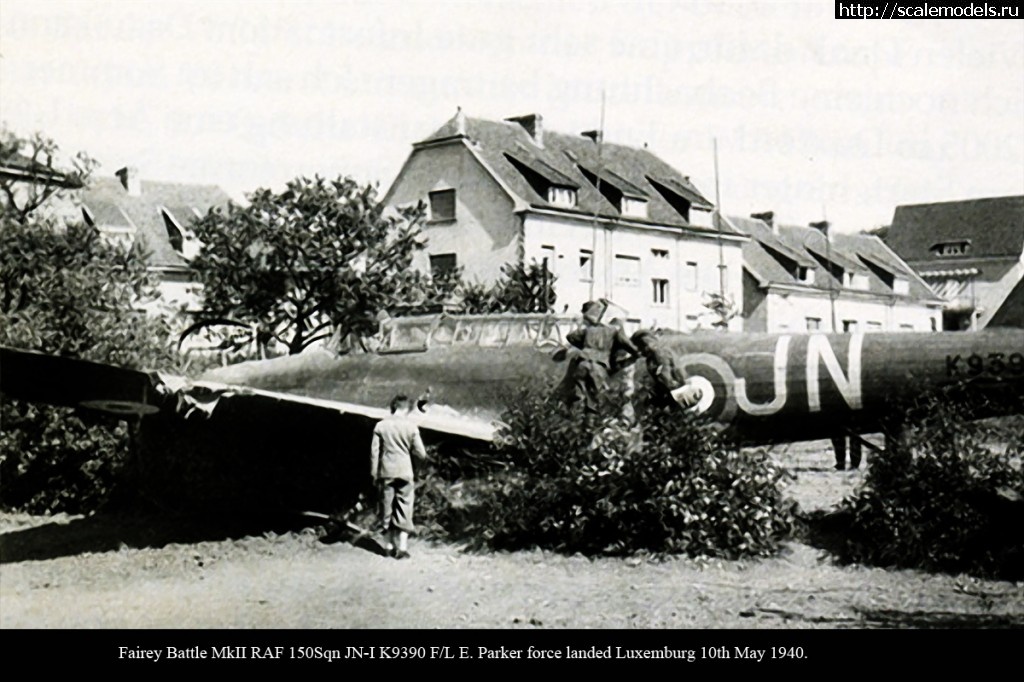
{"left": 730, "top": 212, "right": 943, "bottom": 333}
{"left": 384, "top": 110, "right": 747, "bottom": 331}
{"left": 884, "top": 196, "right": 1024, "bottom": 330}
{"left": 78, "top": 167, "right": 232, "bottom": 312}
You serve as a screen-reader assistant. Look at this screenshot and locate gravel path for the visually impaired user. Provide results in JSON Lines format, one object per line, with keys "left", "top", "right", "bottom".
{"left": 3, "top": 460, "right": 1022, "bottom": 629}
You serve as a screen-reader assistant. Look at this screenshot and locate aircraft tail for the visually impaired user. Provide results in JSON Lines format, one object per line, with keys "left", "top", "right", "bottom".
{"left": 986, "top": 276, "right": 1024, "bottom": 329}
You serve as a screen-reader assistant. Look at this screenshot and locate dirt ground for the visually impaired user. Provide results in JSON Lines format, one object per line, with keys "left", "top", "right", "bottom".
{"left": 1, "top": 440, "right": 1022, "bottom": 629}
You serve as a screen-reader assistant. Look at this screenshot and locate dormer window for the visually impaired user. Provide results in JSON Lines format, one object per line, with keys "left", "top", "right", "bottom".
{"left": 579, "top": 165, "right": 649, "bottom": 217}
{"left": 845, "top": 272, "right": 869, "bottom": 290}
{"left": 504, "top": 153, "right": 579, "bottom": 209}
{"left": 646, "top": 176, "right": 714, "bottom": 224}
{"left": 547, "top": 186, "right": 577, "bottom": 208}
{"left": 621, "top": 197, "right": 647, "bottom": 218}
{"left": 797, "top": 266, "right": 815, "bottom": 284}
{"left": 931, "top": 241, "right": 971, "bottom": 257}
{"left": 893, "top": 277, "right": 909, "bottom": 295}
{"left": 161, "top": 207, "right": 201, "bottom": 260}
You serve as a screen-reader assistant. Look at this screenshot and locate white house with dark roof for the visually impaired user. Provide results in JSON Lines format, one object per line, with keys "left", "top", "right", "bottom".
{"left": 384, "top": 110, "right": 747, "bottom": 331}
{"left": 78, "top": 166, "right": 232, "bottom": 312}
{"left": 730, "top": 212, "right": 942, "bottom": 333}
{"left": 884, "top": 196, "right": 1024, "bottom": 330}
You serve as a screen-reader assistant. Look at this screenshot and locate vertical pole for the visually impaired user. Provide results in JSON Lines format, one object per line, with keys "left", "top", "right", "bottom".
{"left": 598, "top": 90, "right": 610, "bottom": 300}
{"left": 714, "top": 138, "right": 725, "bottom": 299}
{"left": 542, "top": 256, "right": 550, "bottom": 313}
{"left": 823, "top": 213, "right": 836, "bottom": 333}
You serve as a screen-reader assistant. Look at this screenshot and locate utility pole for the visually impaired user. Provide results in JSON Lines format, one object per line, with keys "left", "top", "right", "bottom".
{"left": 812, "top": 210, "right": 836, "bottom": 332}
{"left": 714, "top": 138, "right": 726, "bottom": 298}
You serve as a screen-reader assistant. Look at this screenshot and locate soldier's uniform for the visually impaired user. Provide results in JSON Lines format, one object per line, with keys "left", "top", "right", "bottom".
{"left": 632, "top": 330, "right": 702, "bottom": 410}
{"left": 562, "top": 302, "right": 639, "bottom": 413}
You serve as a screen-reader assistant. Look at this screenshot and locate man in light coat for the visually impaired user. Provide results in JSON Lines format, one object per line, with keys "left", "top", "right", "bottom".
{"left": 370, "top": 395, "right": 427, "bottom": 559}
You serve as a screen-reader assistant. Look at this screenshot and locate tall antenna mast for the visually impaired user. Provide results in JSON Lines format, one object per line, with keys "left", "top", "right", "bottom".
{"left": 714, "top": 137, "right": 725, "bottom": 298}
{"left": 588, "top": 90, "right": 606, "bottom": 301}
{"left": 823, "top": 203, "right": 836, "bottom": 332}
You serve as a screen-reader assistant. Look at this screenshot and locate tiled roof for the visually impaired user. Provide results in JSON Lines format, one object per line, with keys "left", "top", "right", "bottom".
{"left": 81, "top": 176, "right": 231, "bottom": 268}
{"left": 415, "top": 113, "right": 731, "bottom": 235}
{"left": 886, "top": 195, "right": 1024, "bottom": 263}
{"left": 730, "top": 215, "right": 938, "bottom": 302}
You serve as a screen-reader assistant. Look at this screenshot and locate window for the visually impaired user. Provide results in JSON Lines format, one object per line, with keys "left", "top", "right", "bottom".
{"left": 930, "top": 318, "right": 938, "bottom": 331}
{"left": 579, "top": 249, "right": 593, "bottom": 281}
{"left": 797, "top": 266, "right": 814, "bottom": 284}
{"left": 683, "top": 262, "right": 698, "bottom": 291}
{"left": 621, "top": 197, "right": 647, "bottom": 218}
{"left": 547, "top": 187, "right": 577, "bottom": 208}
{"left": 931, "top": 241, "right": 971, "bottom": 257}
{"left": 541, "top": 245, "right": 556, "bottom": 276}
{"left": 429, "top": 253, "right": 457, "bottom": 278}
{"left": 806, "top": 317, "right": 821, "bottom": 331}
{"left": 842, "top": 319, "right": 858, "bottom": 333}
{"left": 614, "top": 255, "right": 641, "bottom": 286}
{"left": 652, "top": 279, "right": 669, "bottom": 305}
{"left": 899, "top": 324, "right": 915, "bottom": 331}
{"left": 866, "top": 321, "right": 883, "bottom": 332}
{"left": 428, "top": 189, "right": 456, "bottom": 222}
{"left": 651, "top": 248, "right": 669, "bottom": 259}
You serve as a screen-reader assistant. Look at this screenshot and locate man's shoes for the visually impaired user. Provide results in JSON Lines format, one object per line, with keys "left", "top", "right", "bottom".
{"left": 393, "top": 549, "right": 411, "bottom": 560}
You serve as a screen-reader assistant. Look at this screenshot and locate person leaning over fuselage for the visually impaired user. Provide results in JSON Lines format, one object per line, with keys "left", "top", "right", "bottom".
{"left": 631, "top": 329, "right": 702, "bottom": 410}
{"left": 563, "top": 301, "right": 640, "bottom": 413}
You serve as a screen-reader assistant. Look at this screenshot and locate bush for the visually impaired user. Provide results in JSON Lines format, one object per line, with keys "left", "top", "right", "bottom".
{"left": 829, "top": 393, "right": 1024, "bottom": 580}
{"left": 0, "top": 402, "right": 133, "bottom": 514}
{"left": 418, "top": 382, "right": 795, "bottom": 558}
{"left": 0, "top": 219, "right": 178, "bottom": 514}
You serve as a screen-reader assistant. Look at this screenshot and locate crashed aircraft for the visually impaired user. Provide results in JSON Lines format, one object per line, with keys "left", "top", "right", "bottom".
{"left": 2, "top": 310, "right": 1023, "bottom": 511}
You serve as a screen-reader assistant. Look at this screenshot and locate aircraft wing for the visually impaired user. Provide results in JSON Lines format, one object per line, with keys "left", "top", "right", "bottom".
{"left": 0, "top": 346, "right": 163, "bottom": 416}
{"left": 0, "top": 346, "right": 496, "bottom": 443}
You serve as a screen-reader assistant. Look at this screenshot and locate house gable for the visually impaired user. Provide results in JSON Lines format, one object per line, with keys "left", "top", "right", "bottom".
{"left": 406, "top": 111, "right": 730, "bottom": 237}
{"left": 384, "top": 139, "right": 520, "bottom": 284}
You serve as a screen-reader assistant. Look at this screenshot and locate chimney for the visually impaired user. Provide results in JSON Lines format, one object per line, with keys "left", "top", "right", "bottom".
{"left": 751, "top": 210, "right": 775, "bottom": 232}
{"left": 115, "top": 166, "right": 141, "bottom": 196}
{"left": 580, "top": 129, "right": 603, "bottom": 143}
{"left": 809, "top": 220, "right": 830, "bottom": 236}
{"left": 505, "top": 113, "right": 544, "bottom": 147}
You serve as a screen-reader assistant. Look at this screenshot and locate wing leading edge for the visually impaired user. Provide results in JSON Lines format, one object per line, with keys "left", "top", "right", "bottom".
{"left": 0, "top": 346, "right": 496, "bottom": 444}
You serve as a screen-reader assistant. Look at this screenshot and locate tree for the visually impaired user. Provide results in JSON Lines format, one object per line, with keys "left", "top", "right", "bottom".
{"left": 702, "top": 291, "right": 738, "bottom": 330}
{"left": 0, "top": 128, "right": 176, "bottom": 513}
{"left": 187, "top": 175, "right": 457, "bottom": 355}
{"left": 0, "top": 123, "right": 96, "bottom": 224}
{"left": 459, "top": 260, "right": 558, "bottom": 314}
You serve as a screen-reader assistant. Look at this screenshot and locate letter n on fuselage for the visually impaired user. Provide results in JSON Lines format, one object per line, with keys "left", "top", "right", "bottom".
{"left": 806, "top": 334, "right": 863, "bottom": 413}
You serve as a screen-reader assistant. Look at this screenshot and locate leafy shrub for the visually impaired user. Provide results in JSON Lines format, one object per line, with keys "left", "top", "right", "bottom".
{"left": 458, "top": 260, "right": 556, "bottom": 314}
{"left": 418, "top": 382, "right": 794, "bottom": 557}
{"left": 829, "top": 393, "right": 1024, "bottom": 580}
{"left": 0, "top": 402, "right": 133, "bottom": 514}
{"left": 0, "top": 219, "right": 177, "bottom": 514}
